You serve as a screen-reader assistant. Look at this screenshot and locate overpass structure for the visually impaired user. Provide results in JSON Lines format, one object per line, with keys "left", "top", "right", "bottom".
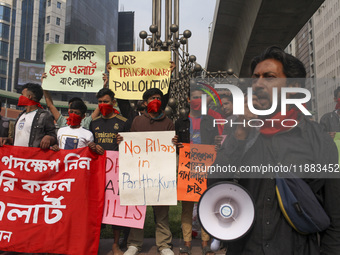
{"left": 206, "top": 0, "right": 324, "bottom": 77}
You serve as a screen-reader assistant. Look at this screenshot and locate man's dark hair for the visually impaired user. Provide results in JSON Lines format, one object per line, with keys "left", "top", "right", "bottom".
{"left": 334, "top": 87, "right": 340, "bottom": 98}
{"left": 250, "top": 46, "right": 306, "bottom": 87}
{"left": 220, "top": 94, "right": 233, "bottom": 103}
{"left": 190, "top": 85, "right": 204, "bottom": 96}
{"left": 69, "top": 100, "right": 87, "bottom": 115}
{"left": 96, "top": 88, "right": 115, "bottom": 100}
{"left": 142, "top": 88, "right": 163, "bottom": 101}
{"left": 68, "top": 97, "right": 83, "bottom": 104}
{"left": 22, "top": 83, "right": 43, "bottom": 102}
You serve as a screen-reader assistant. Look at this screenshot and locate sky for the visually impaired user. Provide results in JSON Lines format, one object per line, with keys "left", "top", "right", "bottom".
{"left": 119, "top": 0, "right": 217, "bottom": 68}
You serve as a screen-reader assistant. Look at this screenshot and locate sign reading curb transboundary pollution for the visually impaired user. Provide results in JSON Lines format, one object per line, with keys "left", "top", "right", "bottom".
{"left": 44, "top": 44, "right": 106, "bottom": 92}
{"left": 118, "top": 131, "right": 177, "bottom": 205}
{"left": 108, "top": 51, "right": 171, "bottom": 100}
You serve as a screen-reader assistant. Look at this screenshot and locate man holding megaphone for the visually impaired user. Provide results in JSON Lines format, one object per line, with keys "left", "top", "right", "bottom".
{"left": 205, "top": 46, "right": 340, "bottom": 255}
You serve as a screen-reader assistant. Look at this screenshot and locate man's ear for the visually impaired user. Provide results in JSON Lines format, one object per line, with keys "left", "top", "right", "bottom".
{"left": 27, "top": 92, "right": 34, "bottom": 100}
{"left": 143, "top": 101, "right": 148, "bottom": 107}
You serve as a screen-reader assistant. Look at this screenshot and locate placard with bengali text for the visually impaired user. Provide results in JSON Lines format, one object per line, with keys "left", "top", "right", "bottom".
{"left": 177, "top": 143, "right": 216, "bottom": 202}
{"left": 44, "top": 44, "right": 105, "bottom": 92}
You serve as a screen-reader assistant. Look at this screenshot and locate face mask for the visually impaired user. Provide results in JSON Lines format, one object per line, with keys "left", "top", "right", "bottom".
{"left": 190, "top": 98, "right": 201, "bottom": 111}
{"left": 17, "top": 95, "right": 43, "bottom": 108}
{"left": 67, "top": 113, "right": 82, "bottom": 126}
{"left": 99, "top": 103, "right": 119, "bottom": 116}
{"left": 147, "top": 99, "right": 161, "bottom": 113}
{"left": 336, "top": 98, "right": 340, "bottom": 110}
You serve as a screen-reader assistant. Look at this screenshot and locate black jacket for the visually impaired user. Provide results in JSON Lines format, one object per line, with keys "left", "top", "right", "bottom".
{"left": 320, "top": 111, "right": 340, "bottom": 132}
{"left": 175, "top": 115, "right": 218, "bottom": 145}
{"left": 14, "top": 108, "right": 57, "bottom": 148}
{"left": 208, "top": 117, "right": 340, "bottom": 255}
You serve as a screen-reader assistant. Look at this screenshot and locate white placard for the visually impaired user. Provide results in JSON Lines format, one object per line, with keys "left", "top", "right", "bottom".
{"left": 119, "top": 131, "right": 177, "bottom": 205}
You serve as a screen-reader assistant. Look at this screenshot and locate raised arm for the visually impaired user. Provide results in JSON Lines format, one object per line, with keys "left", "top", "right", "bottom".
{"left": 41, "top": 73, "right": 61, "bottom": 122}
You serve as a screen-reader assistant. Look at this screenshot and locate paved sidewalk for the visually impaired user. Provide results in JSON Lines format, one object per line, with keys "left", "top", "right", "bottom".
{"left": 98, "top": 238, "right": 226, "bottom": 255}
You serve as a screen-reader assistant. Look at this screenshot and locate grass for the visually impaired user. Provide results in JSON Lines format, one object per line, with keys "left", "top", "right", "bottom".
{"left": 100, "top": 202, "right": 183, "bottom": 239}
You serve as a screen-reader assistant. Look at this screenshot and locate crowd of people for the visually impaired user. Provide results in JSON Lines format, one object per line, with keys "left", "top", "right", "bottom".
{"left": 1, "top": 46, "right": 340, "bottom": 255}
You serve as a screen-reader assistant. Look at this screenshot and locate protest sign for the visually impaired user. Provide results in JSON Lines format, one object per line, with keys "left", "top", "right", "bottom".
{"left": 0, "top": 145, "right": 106, "bottom": 255}
{"left": 102, "top": 151, "right": 146, "bottom": 228}
{"left": 44, "top": 44, "right": 105, "bottom": 92}
{"left": 108, "top": 51, "right": 171, "bottom": 100}
{"left": 177, "top": 143, "right": 216, "bottom": 202}
{"left": 119, "top": 131, "right": 177, "bottom": 205}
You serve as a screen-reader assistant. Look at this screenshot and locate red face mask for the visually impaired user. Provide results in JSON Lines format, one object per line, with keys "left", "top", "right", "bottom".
{"left": 99, "top": 103, "right": 119, "bottom": 116}
{"left": 190, "top": 98, "right": 201, "bottom": 111}
{"left": 67, "top": 113, "right": 82, "bottom": 127}
{"left": 335, "top": 98, "right": 340, "bottom": 110}
{"left": 17, "top": 95, "right": 43, "bottom": 108}
{"left": 147, "top": 99, "right": 161, "bottom": 113}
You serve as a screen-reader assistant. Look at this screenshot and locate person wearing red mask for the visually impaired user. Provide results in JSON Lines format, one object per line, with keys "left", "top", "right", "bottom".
{"left": 175, "top": 86, "right": 218, "bottom": 255}
{"left": 0, "top": 83, "right": 56, "bottom": 148}
{"left": 50, "top": 100, "right": 93, "bottom": 151}
{"left": 120, "top": 88, "right": 175, "bottom": 255}
{"left": 88, "top": 87, "right": 130, "bottom": 255}
{"left": 320, "top": 86, "right": 340, "bottom": 138}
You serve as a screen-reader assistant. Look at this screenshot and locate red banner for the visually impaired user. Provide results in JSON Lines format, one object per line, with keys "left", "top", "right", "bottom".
{"left": 0, "top": 145, "right": 106, "bottom": 255}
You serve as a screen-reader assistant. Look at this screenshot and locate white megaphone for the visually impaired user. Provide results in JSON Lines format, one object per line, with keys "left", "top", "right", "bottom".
{"left": 198, "top": 181, "right": 255, "bottom": 241}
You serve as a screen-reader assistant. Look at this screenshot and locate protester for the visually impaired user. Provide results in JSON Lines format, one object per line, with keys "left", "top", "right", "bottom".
{"left": 51, "top": 100, "right": 94, "bottom": 151}
{"left": 41, "top": 72, "right": 108, "bottom": 129}
{"left": 214, "top": 94, "right": 237, "bottom": 151}
{"left": 320, "top": 86, "right": 340, "bottom": 138}
{"left": 0, "top": 83, "right": 56, "bottom": 148}
{"left": 120, "top": 88, "right": 175, "bottom": 255}
{"left": 208, "top": 46, "right": 340, "bottom": 254}
{"left": 89, "top": 87, "right": 130, "bottom": 255}
{"left": 175, "top": 86, "right": 217, "bottom": 255}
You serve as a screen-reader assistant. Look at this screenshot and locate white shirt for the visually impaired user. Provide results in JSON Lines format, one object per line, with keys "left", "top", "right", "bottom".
{"left": 57, "top": 126, "right": 94, "bottom": 149}
{"left": 14, "top": 110, "right": 37, "bottom": 147}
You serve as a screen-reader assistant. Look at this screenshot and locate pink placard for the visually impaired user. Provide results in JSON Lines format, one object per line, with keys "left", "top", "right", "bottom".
{"left": 102, "top": 151, "right": 146, "bottom": 229}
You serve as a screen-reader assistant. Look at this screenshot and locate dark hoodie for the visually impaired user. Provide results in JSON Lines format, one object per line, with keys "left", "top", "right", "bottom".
{"left": 130, "top": 111, "right": 174, "bottom": 132}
